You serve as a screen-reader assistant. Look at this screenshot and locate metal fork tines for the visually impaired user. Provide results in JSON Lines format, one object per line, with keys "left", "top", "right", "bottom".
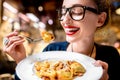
{"left": 25, "top": 37, "right": 42, "bottom": 43}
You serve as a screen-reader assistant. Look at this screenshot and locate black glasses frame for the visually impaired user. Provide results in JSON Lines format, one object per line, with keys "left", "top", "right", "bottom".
{"left": 57, "top": 5, "right": 98, "bottom": 21}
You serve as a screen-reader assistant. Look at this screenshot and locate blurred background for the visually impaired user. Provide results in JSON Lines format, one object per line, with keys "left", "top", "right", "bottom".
{"left": 0, "top": 0, "right": 120, "bottom": 79}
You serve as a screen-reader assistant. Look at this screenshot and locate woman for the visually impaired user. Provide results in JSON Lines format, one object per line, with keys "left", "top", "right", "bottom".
{"left": 3, "top": 0, "right": 120, "bottom": 80}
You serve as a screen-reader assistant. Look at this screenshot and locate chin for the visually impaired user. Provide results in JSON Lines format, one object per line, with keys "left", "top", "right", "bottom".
{"left": 66, "top": 36, "right": 75, "bottom": 43}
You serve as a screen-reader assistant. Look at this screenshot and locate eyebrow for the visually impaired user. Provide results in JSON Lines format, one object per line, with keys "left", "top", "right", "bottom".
{"left": 62, "top": 4, "right": 98, "bottom": 14}
{"left": 62, "top": 4, "right": 96, "bottom": 9}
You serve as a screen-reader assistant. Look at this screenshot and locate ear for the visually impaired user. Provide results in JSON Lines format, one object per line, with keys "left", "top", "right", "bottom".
{"left": 96, "top": 12, "right": 107, "bottom": 27}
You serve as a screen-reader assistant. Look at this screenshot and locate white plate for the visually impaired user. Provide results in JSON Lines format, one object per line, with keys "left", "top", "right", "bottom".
{"left": 16, "top": 51, "right": 103, "bottom": 80}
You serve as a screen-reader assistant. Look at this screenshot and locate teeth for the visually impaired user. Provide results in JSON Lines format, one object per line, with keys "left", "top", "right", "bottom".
{"left": 65, "top": 28, "right": 79, "bottom": 32}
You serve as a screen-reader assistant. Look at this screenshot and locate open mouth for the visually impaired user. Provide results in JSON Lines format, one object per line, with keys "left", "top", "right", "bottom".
{"left": 64, "top": 27, "right": 80, "bottom": 35}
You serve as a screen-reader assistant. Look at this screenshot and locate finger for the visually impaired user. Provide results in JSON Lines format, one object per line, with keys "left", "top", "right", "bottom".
{"left": 4, "top": 39, "right": 25, "bottom": 54}
{"left": 6, "top": 30, "right": 19, "bottom": 38}
{"left": 6, "top": 36, "right": 25, "bottom": 47}
{"left": 94, "top": 60, "right": 108, "bottom": 70}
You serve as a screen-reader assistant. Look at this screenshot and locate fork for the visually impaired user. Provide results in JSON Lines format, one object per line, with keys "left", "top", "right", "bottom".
{"left": 21, "top": 31, "right": 54, "bottom": 43}
{"left": 25, "top": 37, "right": 42, "bottom": 43}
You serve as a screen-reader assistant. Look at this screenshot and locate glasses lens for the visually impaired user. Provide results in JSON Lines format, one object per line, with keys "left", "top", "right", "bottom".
{"left": 57, "top": 6, "right": 84, "bottom": 21}
{"left": 70, "top": 6, "right": 84, "bottom": 20}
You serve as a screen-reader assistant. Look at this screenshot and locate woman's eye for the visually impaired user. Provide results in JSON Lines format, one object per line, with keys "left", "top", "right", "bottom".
{"left": 71, "top": 11, "right": 83, "bottom": 15}
{"left": 71, "top": 7, "right": 83, "bottom": 13}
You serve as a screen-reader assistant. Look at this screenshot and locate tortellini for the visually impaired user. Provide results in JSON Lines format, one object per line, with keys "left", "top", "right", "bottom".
{"left": 34, "top": 60, "right": 86, "bottom": 80}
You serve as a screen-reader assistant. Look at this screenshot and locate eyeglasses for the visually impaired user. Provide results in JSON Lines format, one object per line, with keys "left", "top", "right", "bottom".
{"left": 57, "top": 5, "right": 98, "bottom": 21}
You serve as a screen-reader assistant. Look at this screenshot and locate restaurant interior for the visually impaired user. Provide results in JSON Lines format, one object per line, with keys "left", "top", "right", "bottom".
{"left": 0, "top": 0, "right": 120, "bottom": 79}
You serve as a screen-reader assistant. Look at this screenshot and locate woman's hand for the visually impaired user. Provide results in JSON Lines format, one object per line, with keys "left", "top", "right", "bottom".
{"left": 94, "top": 60, "right": 109, "bottom": 80}
{"left": 3, "top": 30, "right": 26, "bottom": 64}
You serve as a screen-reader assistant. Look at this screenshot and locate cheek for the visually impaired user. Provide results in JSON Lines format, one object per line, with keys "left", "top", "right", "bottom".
{"left": 78, "top": 19, "right": 98, "bottom": 37}
{"left": 81, "top": 15, "right": 98, "bottom": 31}
{"left": 60, "top": 21, "right": 64, "bottom": 28}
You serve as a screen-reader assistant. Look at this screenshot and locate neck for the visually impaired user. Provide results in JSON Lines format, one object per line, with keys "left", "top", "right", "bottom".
{"left": 67, "top": 38, "right": 95, "bottom": 56}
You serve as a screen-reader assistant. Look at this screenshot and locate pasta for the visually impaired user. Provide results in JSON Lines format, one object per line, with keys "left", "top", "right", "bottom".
{"left": 34, "top": 60, "right": 86, "bottom": 80}
{"left": 41, "top": 31, "right": 54, "bottom": 42}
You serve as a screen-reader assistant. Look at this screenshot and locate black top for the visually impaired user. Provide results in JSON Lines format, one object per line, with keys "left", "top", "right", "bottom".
{"left": 43, "top": 41, "right": 120, "bottom": 80}
{"left": 15, "top": 41, "right": 120, "bottom": 80}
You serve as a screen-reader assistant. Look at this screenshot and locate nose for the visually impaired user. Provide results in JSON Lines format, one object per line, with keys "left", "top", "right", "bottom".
{"left": 62, "top": 12, "right": 72, "bottom": 24}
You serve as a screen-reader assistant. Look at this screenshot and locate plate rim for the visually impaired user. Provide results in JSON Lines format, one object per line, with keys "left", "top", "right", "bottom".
{"left": 16, "top": 51, "right": 103, "bottom": 80}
